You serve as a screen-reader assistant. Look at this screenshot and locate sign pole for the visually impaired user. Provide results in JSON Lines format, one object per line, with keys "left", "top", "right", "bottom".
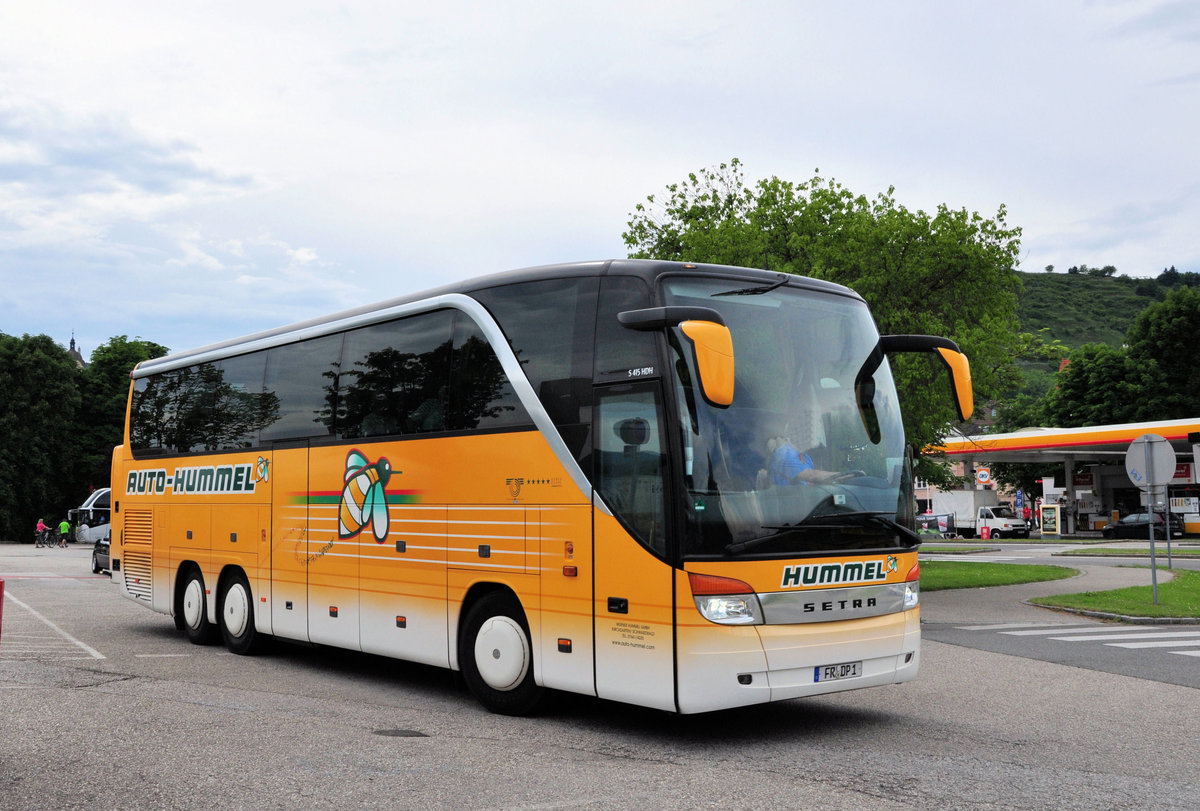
{"left": 1144, "top": 438, "right": 1159, "bottom": 604}
{"left": 1162, "top": 485, "right": 1173, "bottom": 569}
{"left": 1125, "top": 434, "right": 1175, "bottom": 605}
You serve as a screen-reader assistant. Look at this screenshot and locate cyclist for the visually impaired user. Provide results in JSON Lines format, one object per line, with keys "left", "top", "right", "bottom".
{"left": 35, "top": 518, "right": 49, "bottom": 547}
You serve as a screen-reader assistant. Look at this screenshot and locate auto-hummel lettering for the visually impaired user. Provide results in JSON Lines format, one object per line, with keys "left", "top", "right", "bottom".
{"left": 780, "top": 557, "right": 896, "bottom": 589}
{"left": 126, "top": 463, "right": 259, "bottom": 496}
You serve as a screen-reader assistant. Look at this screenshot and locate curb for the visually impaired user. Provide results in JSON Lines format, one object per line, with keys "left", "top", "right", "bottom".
{"left": 1024, "top": 601, "right": 1200, "bottom": 625}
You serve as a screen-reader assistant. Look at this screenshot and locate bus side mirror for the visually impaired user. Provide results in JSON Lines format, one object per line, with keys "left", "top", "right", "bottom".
{"left": 618, "top": 306, "right": 735, "bottom": 408}
{"left": 679, "top": 320, "right": 734, "bottom": 408}
{"left": 879, "top": 334, "right": 974, "bottom": 422}
{"left": 933, "top": 345, "right": 973, "bottom": 422}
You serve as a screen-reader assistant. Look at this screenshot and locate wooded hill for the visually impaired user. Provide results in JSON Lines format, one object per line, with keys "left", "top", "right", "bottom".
{"left": 1015, "top": 270, "right": 1167, "bottom": 349}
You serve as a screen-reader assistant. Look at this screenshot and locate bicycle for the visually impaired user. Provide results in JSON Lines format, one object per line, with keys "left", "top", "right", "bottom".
{"left": 35, "top": 528, "right": 55, "bottom": 547}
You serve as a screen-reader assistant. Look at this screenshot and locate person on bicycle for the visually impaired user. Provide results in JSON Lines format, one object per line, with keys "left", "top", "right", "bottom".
{"left": 58, "top": 517, "right": 70, "bottom": 548}
{"left": 35, "top": 518, "right": 49, "bottom": 547}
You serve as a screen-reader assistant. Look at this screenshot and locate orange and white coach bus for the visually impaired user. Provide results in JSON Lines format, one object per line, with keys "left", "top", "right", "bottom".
{"left": 110, "top": 260, "right": 972, "bottom": 714}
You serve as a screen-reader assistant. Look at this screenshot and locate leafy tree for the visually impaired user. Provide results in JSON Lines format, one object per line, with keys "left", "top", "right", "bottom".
{"left": 0, "top": 334, "right": 83, "bottom": 541}
{"left": 1042, "top": 343, "right": 1159, "bottom": 427}
{"left": 1126, "top": 286, "right": 1200, "bottom": 418}
{"left": 623, "top": 159, "right": 1024, "bottom": 482}
{"left": 74, "top": 336, "right": 168, "bottom": 490}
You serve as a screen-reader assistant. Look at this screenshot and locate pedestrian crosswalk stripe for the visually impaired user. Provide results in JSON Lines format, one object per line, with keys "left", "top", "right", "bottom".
{"left": 1000, "top": 626, "right": 1154, "bottom": 636}
{"left": 1171, "top": 650, "right": 1200, "bottom": 657}
{"left": 1106, "top": 639, "right": 1200, "bottom": 649}
{"left": 955, "top": 622, "right": 1056, "bottom": 631}
{"left": 1050, "top": 630, "right": 1200, "bottom": 642}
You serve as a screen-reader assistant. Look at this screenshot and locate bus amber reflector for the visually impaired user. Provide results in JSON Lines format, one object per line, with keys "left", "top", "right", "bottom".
{"left": 689, "top": 572, "right": 754, "bottom": 596}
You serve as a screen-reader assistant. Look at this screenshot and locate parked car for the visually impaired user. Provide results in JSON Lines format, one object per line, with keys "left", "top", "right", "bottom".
{"left": 1101, "top": 512, "right": 1184, "bottom": 539}
{"left": 92, "top": 533, "right": 111, "bottom": 574}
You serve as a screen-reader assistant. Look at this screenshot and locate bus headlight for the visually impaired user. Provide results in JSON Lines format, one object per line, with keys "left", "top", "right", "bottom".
{"left": 689, "top": 572, "right": 763, "bottom": 625}
{"left": 904, "top": 562, "right": 920, "bottom": 610}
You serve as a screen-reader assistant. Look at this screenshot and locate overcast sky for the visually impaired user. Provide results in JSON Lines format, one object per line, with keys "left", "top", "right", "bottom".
{"left": 2, "top": 1, "right": 1197, "bottom": 360}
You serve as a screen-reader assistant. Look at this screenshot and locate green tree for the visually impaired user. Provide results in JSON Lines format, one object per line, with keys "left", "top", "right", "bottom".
{"left": 1042, "top": 343, "right": 1158, "bottom": 427}
{"left": 74, "top": 336, "right": 168, "bottom": 490}
{"left": 0, "top": 334, "right": 83, "bottom": 541}
{"left": 1125, "top": 286, "right": 1200, "bottom": 418}
{"left": 623, "top": 159, "right": 1024, "bottom": 481}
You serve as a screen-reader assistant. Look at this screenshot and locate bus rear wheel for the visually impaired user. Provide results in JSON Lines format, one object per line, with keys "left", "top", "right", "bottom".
{"left": 459, "top": 592, "right": 542, "bottom": 716}
{"left": 219, "top": 571, "right": 261, "bottom": 655}
{"left": 178, "top": 568, "right": 219, "bottom": 645}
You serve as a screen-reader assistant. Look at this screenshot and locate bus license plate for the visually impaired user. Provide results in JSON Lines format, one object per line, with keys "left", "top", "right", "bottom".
{"left": 814, "top": 660, "right": 862, "bottom": 683}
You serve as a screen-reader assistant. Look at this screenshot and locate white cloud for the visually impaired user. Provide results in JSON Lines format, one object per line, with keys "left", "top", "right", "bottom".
{"left": 0, "top": 1, "right": 1197, "bottom": 358}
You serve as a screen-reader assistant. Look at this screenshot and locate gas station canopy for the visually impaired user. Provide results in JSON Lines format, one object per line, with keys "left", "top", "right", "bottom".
{"left": 933, "top": 418, "right": 1200, "bottom": 465}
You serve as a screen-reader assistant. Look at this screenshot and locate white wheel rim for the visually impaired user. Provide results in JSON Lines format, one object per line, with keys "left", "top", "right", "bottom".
{"left": 182, "top": 579, "right": 205, "bottom": 630}
{"left": 223, "top": 583, "right": 250, "bottom": 638}
{"left": 473, "top": 616, "right": 529, "bottom": 691}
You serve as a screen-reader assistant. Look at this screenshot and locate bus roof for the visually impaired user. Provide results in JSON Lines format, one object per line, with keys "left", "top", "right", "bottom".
{"left": 134, "top": 259, "right": 861, "bottom": 376}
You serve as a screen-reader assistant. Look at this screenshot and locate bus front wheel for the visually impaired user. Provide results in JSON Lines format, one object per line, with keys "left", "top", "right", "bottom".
{"left": 178, "top": 568, "right": 219, "bottom": 645}
{"left": 219, "top": 571, "right": 261, "bottom": 655}
{"left": 459, "top": 592, "right": 542, "bottom": 716}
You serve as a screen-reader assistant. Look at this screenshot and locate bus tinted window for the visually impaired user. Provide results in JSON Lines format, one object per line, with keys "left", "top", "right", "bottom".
{"left": 595, "top": 385, "right": 667, "bottom": 556}
{"left": 449, "top": 314, "right": 530, "bottom": 431}
{"left": 261, "top": 334, "right": 344, "bottom": 443}
{"left": 594, "top": 275, "right": 656, "bottom": 383}
{"left": 130, "top": 363, "right": 228, "bottom": 453}
{"left": 213, "top": 353, "right": 272, "bottom": 450}
{"left": 473, "top": 278, "right": 597, "bottom": 461}
{"left": 339, "top": 310, "right": 454, "bottom": 439}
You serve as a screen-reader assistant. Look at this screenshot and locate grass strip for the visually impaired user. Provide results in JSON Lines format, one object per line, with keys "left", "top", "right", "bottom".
{"left": 1031, "top": 569, "right": 1200, "bottom": 618}
{"left": 921, "top": 560, "right": 1077, "bottom": 592}
{"left": 920, "top": 545, "right": 1000, "bottom": 554}
{"left": 1057, "top": 547, "right": 1200, "bottom": 557}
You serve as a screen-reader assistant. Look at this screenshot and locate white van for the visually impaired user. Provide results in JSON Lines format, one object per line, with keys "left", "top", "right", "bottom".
{"left": 70, "top": 488, "right": 111, "bottom": 544}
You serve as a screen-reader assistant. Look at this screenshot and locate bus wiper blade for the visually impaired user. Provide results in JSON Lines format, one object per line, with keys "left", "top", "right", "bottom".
{"left": 712, "top": 274, "right": 790, "bottom": 297}
{"left": 723, "top": 512, "right": 904, "bottom": 556}
{"left": 798, "top": 510, "right": 895, "bottom": 526}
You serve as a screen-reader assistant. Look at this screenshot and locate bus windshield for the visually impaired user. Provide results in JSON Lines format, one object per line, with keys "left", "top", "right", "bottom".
{"left": 662, "top": 276, "right": 915, "bottom": 558}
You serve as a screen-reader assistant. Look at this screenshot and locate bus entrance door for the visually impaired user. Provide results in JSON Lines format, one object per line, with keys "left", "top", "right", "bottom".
{"left": 592, "top": 512, "right": 676, "bottom": 711}
{"left": 591, "top": 385, "right": 676, "bottom": 711}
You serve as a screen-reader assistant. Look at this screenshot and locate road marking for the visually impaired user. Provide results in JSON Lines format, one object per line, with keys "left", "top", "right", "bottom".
{"left": 1050, "top": 630, "right": 1200, "bottom": 642}
{"left": 1, "top": 589, "right": 105, "bottom": 659}
{"left": 954, "top": 623, "right": 1054, "bottom": 631}
{"left": 1171, "top": 650, "right": 1200, "bottom": 657}
{"left": 134, "top": 653, "right": 193, "bottom": 658}
{"left": 1001, "top": 626, "right": 1154, "bottom": 636}
{"left": 1105, "top": 640, "right": 1200, "bottom": 649}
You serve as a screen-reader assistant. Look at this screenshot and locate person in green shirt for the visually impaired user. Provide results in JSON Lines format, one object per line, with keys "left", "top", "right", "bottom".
{"left": 58, "top": 518, "right": 70, "bottom": 548}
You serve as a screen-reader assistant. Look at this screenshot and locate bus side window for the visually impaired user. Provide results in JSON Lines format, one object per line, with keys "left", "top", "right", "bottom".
{"left": 261, "top": 333, "right": 345, "bottom": 443}
{"left": 338, "top": 310, "right": 454, "bottom": 439}
{"left": 594, "top": 386, "right": 667, "bottom": 558}
{"left": 448, "top": 315, "right": 531, "bottom": 431}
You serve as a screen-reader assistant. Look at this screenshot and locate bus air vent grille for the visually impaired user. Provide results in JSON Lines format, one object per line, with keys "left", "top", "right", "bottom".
{"left": 123, "top": 550, "right": 153, "bottom": 602}
{"left": 124, "top": 509, "right": 153, "bottom": 547}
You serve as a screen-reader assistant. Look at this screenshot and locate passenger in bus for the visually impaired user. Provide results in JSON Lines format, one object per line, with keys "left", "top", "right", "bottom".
{"left": 758, "top": 437, "right": 841, "bottom": 487}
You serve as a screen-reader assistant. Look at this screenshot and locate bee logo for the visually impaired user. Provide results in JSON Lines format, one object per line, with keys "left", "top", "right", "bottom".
{"left": 254, "top": 456, "right": 270, "bottom": 483}
{"left": 338, "top": 449, "right": 392, "bottom": 543}
{"left": 885, "top": 555, "right": 898, "bottom": 574}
